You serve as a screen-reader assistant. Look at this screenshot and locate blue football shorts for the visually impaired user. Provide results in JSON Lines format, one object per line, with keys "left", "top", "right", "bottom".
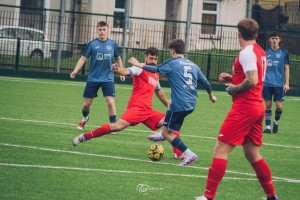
{"left": 83, "top": 81, "right": 116, "bottom": 98}
{"left": 163, "top": 109, "right": 194, "bottom": 131}
{"left": 262, "top": 86, "right": 284, "bottom": 102}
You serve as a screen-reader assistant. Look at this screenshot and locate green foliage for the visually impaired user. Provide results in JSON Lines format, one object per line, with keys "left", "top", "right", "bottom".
{"left": 0, "top": 76, "right": 299, "bottom": 199}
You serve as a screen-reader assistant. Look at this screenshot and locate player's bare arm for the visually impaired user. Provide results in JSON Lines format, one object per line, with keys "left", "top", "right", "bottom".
{"left": 128, "top": 57, "right": 145, "bottom": 68}
{"left": 155, "top": 89, "right": 170, "bottom": 107}
{"left": 226, "top": 70, "right": 257, "bottom": 96}
{"left": 70, "top": 56, "right": 87, "bottom": 79}
{"left": 112, "top": 63, "right": 130, "bottom": 76}
{"left": 115, "top": 56, "right": 126, "bottom": 81}
{"left": 284, "top": 64, "right": 290, "bottom": 93}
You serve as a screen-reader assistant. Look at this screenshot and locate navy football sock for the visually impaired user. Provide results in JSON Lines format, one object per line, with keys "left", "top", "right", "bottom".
{"left": 171, "top": 136, "right": 187, "bottom": 153}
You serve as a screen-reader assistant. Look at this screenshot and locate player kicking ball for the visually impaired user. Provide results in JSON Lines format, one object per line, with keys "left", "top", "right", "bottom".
{"left": 72, "top": 47, "right": 184, "bottom": 161}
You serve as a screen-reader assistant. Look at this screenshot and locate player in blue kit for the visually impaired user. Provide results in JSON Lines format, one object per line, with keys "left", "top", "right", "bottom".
{"left": 128, "top": 39, "right": 217, "bottom": 166}
{"left": 70, "top": 21, "right": 125, "bottom": 130}
{"left": 263, "top": 32, "right": 290, "bottom": 134}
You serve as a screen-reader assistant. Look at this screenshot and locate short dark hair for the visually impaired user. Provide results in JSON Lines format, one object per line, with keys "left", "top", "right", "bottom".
{"left": 168, "top": 39, "right": 185, "bottom": 54}
{"left": 237, "top": 18, "right": 259, "bottom": 40}
{"left": 145, "top": 47, "right": 159, "bottom": 56}
{"left": 97, "top": 21, "right": 109, "bottom": 28}
{"left": 268, "top": 31, "right": 281, "bottom": 38}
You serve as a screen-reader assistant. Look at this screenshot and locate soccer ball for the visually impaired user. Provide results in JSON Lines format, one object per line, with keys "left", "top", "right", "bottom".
{"left": 147, "top": 143, "right": 165, "bottom": 161}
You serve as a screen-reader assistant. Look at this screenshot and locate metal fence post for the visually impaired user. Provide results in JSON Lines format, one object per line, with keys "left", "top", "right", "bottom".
{"left": 15, "top": 37, "right": 21, "bottom": 72}
{"left": 56, "top": 0, "right": 66, "bottom": 73}
{"left": 206, "top": 53, "right": 211, "bottom": 81}
{"left": 184, "top": 0, "right": 193, "bottom": 58}
{"left": 121, "top": 0, "right": 131, "bottom": 64}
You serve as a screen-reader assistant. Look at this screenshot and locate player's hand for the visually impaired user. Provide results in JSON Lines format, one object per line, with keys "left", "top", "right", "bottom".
{"left": 128, "top": 57, "right": 142, "bottom": 68}
{"left": 120, "top": 76, "right": 126, "bottom": 81}
{"left": 70, "top": 71, "right": 76, "bottom": 79}
{"left": 284, "top": 84, "right": 290, "bottom": 94}
{"left": 219, "top": 72, "right": 232, "bottom": 83}
{"left": 225, "top": 83, "right": 238, "bottom": 96}
{"left": 112, "top": 63, "right": 119, "bottom": 72}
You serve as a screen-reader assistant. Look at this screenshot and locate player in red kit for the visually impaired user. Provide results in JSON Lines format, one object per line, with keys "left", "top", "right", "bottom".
{"left": 195, "top": 18, "right": 279, "bottom": 200}
{"left": 72, "top": 47, "right": 183, "bottom": 159}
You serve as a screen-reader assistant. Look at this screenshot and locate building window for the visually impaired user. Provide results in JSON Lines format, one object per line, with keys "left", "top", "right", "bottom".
{"left": 201, "top": 1, "right": 219, "bottom": 35}
{"left": 19, "top": 0, "right": 44, "bottom": 30}
{"left": 114, "top": 0, "right": 125, "bottom": 28}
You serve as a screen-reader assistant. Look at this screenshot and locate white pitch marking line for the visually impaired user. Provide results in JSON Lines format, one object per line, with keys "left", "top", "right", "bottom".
{"left": 1, "top": 76, "right": 300, "bottom": 100}
{"left": 0, "top": 162, "right": 258, "bottom": 181}
{"left": 0, "top": 143, "right": 299, "bottom": 183}
{"left": 1, "top": 117, "right": 300, "bottom": 149}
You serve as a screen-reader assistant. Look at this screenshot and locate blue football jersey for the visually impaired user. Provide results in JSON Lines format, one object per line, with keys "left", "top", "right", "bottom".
{"left": 264, "top": 48, "right": 290, "bottom": 87}
{"left": 157, "top": 57, "right": 208, "bottom": 112}
{"left": 83, "top": 38, "right": 120, "bottom": 82}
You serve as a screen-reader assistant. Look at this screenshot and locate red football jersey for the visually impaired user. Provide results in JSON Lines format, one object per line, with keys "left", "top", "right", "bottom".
{"left": 127, "top": 66, "right": 160, "bottom": 110}
{"left": 232, "top": 43, "right": 267, "bottom": 104}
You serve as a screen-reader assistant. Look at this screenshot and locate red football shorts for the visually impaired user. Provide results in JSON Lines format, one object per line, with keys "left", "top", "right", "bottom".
{"left": 218, "top": 102, "right": 265, "bottom": 146}
{"left": 120, "top": 107, "right": 165, "bottom": 131}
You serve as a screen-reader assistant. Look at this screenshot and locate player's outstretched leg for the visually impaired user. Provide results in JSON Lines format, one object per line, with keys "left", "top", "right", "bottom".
{"left": 73, "top": 124, "right": 112, "bottom": 146}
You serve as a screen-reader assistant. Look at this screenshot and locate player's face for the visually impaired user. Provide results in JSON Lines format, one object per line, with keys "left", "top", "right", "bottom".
{"left": 96, "top": 26, "right": 108, "bottom": 41}
{"left": 144, "top": 54, "right": 158, "bottom": 66}
{"left": 269, "top": 36, "right": 280, "bottom": 48}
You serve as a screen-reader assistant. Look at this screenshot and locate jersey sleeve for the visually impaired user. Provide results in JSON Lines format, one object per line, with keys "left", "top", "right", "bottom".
{"left": 239, "top": 45, "right": 258, "bottom": 72}
{"left": 196, "top": 67, "right": 208, "bottom": 84}
{"left": 157, "top": 61, "right": 172, "bottom": 74}
{"left": 83, "top": 41, "right": 92, "bottom": 58}
{"left": 155, "top": 80, "right": 162, "bottom": 90}
{"left": 283, "top": 49, "right": 290, "bottom": 65}
{"left": 128, "top": 66, "right": 143, "bottom": 76}
{"left": 113, "top": 40, "right": 120, "bottom": 58}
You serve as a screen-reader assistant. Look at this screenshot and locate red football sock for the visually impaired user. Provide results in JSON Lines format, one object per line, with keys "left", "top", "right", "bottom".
{"left": 204, "top": 158, "right": 227, "bottom": 199}
{"left": 172, "top": 131, "right": 182, "bottom": 157}
{"left": 84, "top": 124, "right": 111, "bottom": 140}
{"left": 252, "top": 159, "right": 276, "bottom": 198}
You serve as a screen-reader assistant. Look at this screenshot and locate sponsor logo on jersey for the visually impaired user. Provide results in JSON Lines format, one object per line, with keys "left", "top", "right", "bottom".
{"left": 104, "top": 54, "right": 111, "bottom": 59}
{"left": 106, "top": 45, "right": 112, "bottom": 51}
{"left": 96, "top": 53, "right": 103, "bottom": 60}
{"left": 148, "top": 76, "right": 158, "bottom": 87}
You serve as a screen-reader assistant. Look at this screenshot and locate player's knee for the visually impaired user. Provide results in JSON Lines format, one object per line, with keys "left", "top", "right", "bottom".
{"left": 244, "top": 152, "right": 262, "bottom": 164}
{"left": 82, "top": 103, "right": 90, "bottom": 110}
{"left": 113, "top": 122, "right": 127, "bottom": 131}
{"left": 265, "top": 104, "right": 272, "bottom": 110}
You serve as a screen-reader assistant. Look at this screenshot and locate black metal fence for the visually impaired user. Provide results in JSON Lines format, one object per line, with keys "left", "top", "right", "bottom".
{"left": 0, "top": 3, "right": 299, "bottom": 94}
